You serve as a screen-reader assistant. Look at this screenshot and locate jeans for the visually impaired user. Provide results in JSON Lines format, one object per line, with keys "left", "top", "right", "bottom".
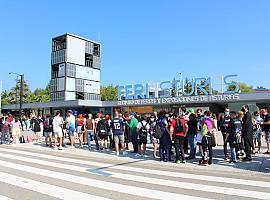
{"left": 87, "top": 130, "right": 93, "bottom": 150}
{"left": 1, "top": 131, "right": 10, "bottom": 144}
{"left": 188, "top": 134, "right": 197, "bottom": 158}
{"left": 230, "top": 145, "right": 236, "bottom": 161}
{"left": 94, "top": 132, "right": 100, "bottom": 150}
{"left": 174, "top": 136, "right": 185, "bottom": 161}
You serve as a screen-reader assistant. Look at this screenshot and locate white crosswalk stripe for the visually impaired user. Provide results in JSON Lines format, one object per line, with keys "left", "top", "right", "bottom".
{"left": 0, "top": 195, "right": 14, "bottom": 200}
{"left": 1, "top": 147, "right": 268, "bottom": 188}
{"left": 0, "top": 172, "right": 109, "bottom": 200}
{"left": 0, "top": 147, "right": 268, "bottom": 200}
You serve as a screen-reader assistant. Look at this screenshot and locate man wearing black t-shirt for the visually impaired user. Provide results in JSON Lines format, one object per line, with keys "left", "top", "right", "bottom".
{"left": 261, "top": 108, "right": 270, "bottom": 154}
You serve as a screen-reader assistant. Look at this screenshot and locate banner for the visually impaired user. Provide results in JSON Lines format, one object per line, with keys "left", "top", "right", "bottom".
{"left": 84, "top": 80, "right": 100, "bottom": 94}
{"left": 117, "top": 94, "right": 240, "bottom": 106}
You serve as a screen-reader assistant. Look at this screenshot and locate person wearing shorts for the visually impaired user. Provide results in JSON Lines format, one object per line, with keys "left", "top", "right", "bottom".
{"left": 44, "top": 114, "right": 53, "bottom": 147}
{"left": 261, "top": 107, "right": 270, "bottom": 154}
{"left": 252, "top": 111, "right": 263, "bottom": 153}
{"left": 149, "top": 115, "right": 158, "bottom": 158}
{"left": 77, "top": 114, "right": 85, "bottom": 148}
{"left": 136, "top": 116, "right": 150, "bottom": 157}
{"left": 111, "top": 111, "right": 127, "bottom": 156}
{"left": 53, "top": 111, "right": 64, "bottom": 150}
{"left": 96, "top": 114, "right": 110, "bottom": 151}
{"left": 66, "top": 110, "right": 76, "bottom": 148}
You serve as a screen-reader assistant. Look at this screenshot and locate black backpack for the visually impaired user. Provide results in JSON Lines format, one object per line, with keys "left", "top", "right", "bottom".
{"left": 153, "top": 121, "right": 164, "bottom": 139}
{"left": 139, "top": 122, "right": 148, "bottom": 138}
{"left": 175, "top": 118, "right": 184, "bottom": 133}
{"left": 99, "top": 120, "right": 108, "bottom": 137}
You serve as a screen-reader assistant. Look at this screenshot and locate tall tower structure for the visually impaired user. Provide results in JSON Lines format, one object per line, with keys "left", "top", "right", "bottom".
{"left": 50, "top": 33, "right": 101, "bottom": 101}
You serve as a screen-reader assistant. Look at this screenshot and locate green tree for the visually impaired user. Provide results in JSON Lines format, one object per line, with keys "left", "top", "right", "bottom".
{"left": 1, "top": 90, "right": 12, "bottom": 105}
{"left": 28, "top": 83, "right": 50, "bottom": 103}
{"left": 100, "top": 84, "right": 118, "bottom": 101}
{"left": 228, "top": 82, "right": 255, "bottom": 93}
{"left": 6, "top": 79, "right": 32, "bottom": 104}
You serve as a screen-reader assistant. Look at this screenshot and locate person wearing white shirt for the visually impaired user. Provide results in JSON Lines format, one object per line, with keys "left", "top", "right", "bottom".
{"left": 136, "top": 116, "right": 150, "bottom": 157}
{"left": 53, "top": 111, "right": 63, "bottom": 150}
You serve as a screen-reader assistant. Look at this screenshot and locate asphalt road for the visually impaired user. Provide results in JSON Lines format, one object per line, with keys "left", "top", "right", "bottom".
{"left": 0, "top": 140, "right": 269, "bottom": 200}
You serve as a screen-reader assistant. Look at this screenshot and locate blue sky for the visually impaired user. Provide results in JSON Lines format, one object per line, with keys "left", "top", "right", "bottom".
{"left": 0, "top": 0, "right": 270, "bottom": 91}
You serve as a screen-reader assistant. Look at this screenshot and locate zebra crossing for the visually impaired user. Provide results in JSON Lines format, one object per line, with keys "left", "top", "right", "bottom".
{"left": 0, "top": 146, "right": 269, "bottom": 200}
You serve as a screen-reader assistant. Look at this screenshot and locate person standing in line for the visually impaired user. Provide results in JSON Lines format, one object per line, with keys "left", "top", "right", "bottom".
{"left": 123, "top": 113, "right": 131, "bottom": 151}
{"left": 252, "top": 111, "right": 263, "bottom": 153}
{"left": 187, "top": 109, "right": 198, "bottom": 160}
{"left": 219, "top": 108, "right": 231, "bottom": 160}
{"left": 44, "top": 114, "right": 53, "bottom": 147}
{"left": 83, "top": 114, "right": 88, "bottom": 146}
{"left": 126, "top": 113, "right": 139, "bottom": 153}
{"left": 241, "top": 104, "right": 254, "bottom": 161}
{"left": 1, "top": 115, "right": 11, "bottom": 144}
{"left": 170, "top": 112, "right": 188, "bottom": 164}
{"left": 136, "top": 116, "right": 150, "bottom": 157}
{"left": 31, "top": 115, "right": 42, "bottom": 142}
{"left": 261, "top": 107, "right": 270, "bottom": 154}
{"left": 77, "top": 114, "right": 85, "bottom": 148}
{"left": 200, "top": 111, "right": 214, "bottom": 165}
{"left": 211, "top": 113, "right": 218, "bottom": 147}
{"left": 94, "top": 113, "right": 102, "bottom": 150}
{"left": 11, "top": 117, "right": 22, "bottom": 144}
{"left": 111, "top": 111, "right": 127, "bottom": 156}
{"left": 149, "top": 115, "right": 158, "bottom": 158}
{"left": 96, "top": 114, "right": 110, "bottom": 151}
{"left": 157, "top": 111, "right": 171, "bottom": 162}
{"left": 105, "top": 114, "right": 114, "bottom": 149}
{"left": 66, "top": 110, "right": 76, "bottom": 148}
{"left": 85, "top": 113, "right": 95, "bottom": 151}
{"left": 226, "top": 111, "right": 242, "bottom": 163}
{"left": 53, "top": 111, "right": 64, "bottom": 150}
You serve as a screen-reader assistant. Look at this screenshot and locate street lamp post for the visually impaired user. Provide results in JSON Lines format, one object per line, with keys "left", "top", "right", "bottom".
{"left": 9, "top": 72, "right": 24, "bottom": 119}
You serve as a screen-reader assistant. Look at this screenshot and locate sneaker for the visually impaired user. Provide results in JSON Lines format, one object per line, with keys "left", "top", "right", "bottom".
{"left": 242, "top": 157, "right": 252, "bottom": 162}
{"left": 224, "top": 155, "right": 229, "bottom": 160}
{"left": 199, "top": 160, "right": 208, "bottom": 165}
{"left": 58, "top": 146, "right": 63, "bottom": 150}
{"left": 122, "top": 151, "right": 128, "bottom": 155}
{"left": 181, "top": 160, "right": 186, "bottom": 164}
{"left": 142, "top": 154, "right": 148, "bottom": 158}
{"left": 106, "top": 148, "right": 109, "bottom": 152}
{"left": 263, "top": 151, "right": 270, "bottom": 154}
{"left": 116, "top": 152, "right": 120, "bottom": 156}
{"left": 208, "top": 160, "right": 212, "bottom": 165}
{"left": 134, "top": 153, "right": 141, "bottom": 157}
{"left": 176, "top": 160, "right": 181, "bottom": 164}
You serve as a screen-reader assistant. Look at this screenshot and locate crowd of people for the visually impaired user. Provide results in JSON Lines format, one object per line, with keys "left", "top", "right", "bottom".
{"left": 0, "top": 104, "right": 269, "bottom": 165}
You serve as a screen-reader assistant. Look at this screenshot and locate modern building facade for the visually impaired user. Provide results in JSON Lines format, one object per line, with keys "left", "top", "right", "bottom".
{"left": 2, "top": 33, "right": 270, "bottom": 116}
{"left": 50, "top": 33, "right": 101, "bottom": 102}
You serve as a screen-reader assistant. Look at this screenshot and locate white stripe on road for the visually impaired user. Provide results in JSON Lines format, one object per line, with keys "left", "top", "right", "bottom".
{"left": 0, "top": 172, "right": 109, "bottom": 200}
{"left": 0, "top": 147, "right": 269, "bottom": 189}
{"left": 0, "top": 195, "right": 14, "bottom": 200}
{"left": 0, "top": 152, "right": 269, "bottom": 200}
{"left": 0, "top": 160, "right": 211, "bottom": 200}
